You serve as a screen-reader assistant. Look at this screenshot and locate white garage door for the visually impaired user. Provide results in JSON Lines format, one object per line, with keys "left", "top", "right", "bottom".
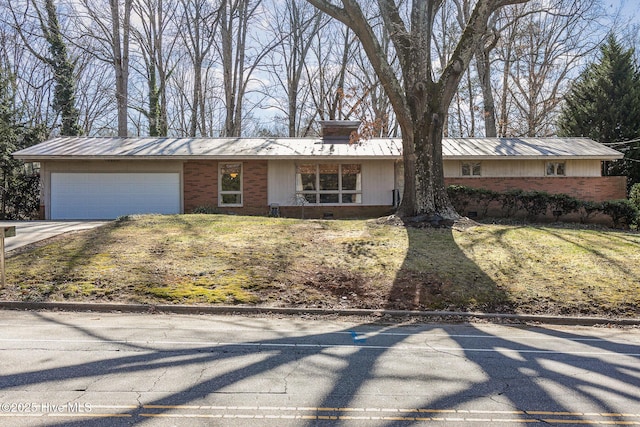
{"left": 51, "top": 173, "right": 181, "bottom": 219}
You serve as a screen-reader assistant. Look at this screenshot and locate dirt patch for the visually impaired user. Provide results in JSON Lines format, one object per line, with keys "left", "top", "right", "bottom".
{"left": 257, "top": 266, "right": 389, "bottom": 310}
{"left": 300, "top": 268, "right": 387, "bottom": 309}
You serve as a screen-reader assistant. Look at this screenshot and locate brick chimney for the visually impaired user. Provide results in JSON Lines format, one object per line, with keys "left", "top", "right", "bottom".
{"left": 319, "top": 120, "right": 361, "bottom": 143}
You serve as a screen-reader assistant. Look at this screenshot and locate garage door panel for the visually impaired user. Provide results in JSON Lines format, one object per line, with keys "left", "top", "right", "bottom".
{"left": 51, "top": 173, "right": 181, "bottom": 219}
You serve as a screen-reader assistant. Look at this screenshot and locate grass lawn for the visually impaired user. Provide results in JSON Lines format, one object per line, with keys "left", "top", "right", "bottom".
{"left": 3, "top": 214, "right": 640, "bottom": 317}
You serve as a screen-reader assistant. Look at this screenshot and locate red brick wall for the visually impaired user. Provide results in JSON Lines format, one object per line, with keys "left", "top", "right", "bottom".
{"left": 445, "top": 176, "right": 627, "bottom": 202}
{"left": 183, "top": 160, "right": 268, "bottom": 215}
{"left": 243, "top": 160, "right": 268, "bottom": 210}
{"left": 183, "top": 160, "right": 217, "bottom": 211}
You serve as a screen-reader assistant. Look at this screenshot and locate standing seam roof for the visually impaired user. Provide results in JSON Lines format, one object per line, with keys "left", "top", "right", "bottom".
{"left": 12, "top": 136, "right": 623, "bottom": 160}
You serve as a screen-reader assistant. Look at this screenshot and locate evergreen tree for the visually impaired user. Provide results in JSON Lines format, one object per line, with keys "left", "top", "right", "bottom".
{"left": 558, "top": 35, "right": 640, "bottom": 188}
{"left": 0, "top": 69, "right": 46, "bottom": 219}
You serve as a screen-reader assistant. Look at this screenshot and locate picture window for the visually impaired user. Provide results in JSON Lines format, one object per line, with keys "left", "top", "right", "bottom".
{"left": 296, "top": 164, "right": 362, "bottom": 204}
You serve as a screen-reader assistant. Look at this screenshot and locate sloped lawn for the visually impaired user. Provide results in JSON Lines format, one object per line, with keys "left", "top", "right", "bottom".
{"left": 3, "top": 214, "right": 639, "bottom": 317}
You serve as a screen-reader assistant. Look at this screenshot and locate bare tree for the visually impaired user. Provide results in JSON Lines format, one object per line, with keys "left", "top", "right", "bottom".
{"left": 453, "top": 0, "right": 499, "bottom": 136}
{"left": 492, "top": 0, "right": 603, "bottom": 137}
{"left": 109, "top": 0, "right": 132, "bottom": 136}
{"left": 474, "top": 21, "right": 499, "bottom": 136}
{"left": 0, "top": 1, "right": 53, "bottom": 129}
{"left": 218, "top": 0, "right": 277, "bottom": 137}
{"left": 71, "top": 0, "right": 133, "bottom": 137}
{"left": 350, "top": 39, "right": 399, "bottom": 138}
{"left": 264, "top": 0, "right": 324, "bottom": 136}
{"left": 447, "top": 0, "right": 603, "bottom": 138}
{"left": 74, "top": 53, "right": 116, "bottom": 135}
{"left": 131, "top": 0, "right": 179, "bottom": 136}
{"left": 307, "top": 0, "right": 528, "bottom": 219}
{"left": 304, "top": 20, "right": 359, "bottom": 130}
{"left": 177, "top": 0, "right": 219, "bottom": 137}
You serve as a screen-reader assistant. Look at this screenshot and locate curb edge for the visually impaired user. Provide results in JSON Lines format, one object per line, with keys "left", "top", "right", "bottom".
{"left": 1, "top": 301, "right": 639, "bottom": 326}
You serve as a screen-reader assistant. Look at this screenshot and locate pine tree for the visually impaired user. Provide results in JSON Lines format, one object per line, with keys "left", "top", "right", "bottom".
{"left": 557, "top": 35, "right": 640, "bottom": 188}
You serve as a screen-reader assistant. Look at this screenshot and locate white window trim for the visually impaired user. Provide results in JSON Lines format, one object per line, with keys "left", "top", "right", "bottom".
{"left": 295, "top": 163, "right": 362, "bottom": 205}
{"left": 461, "top": 161, "right": 482, "bottom": 177}
{"left": 546, "top": 162, "right": 566, "bottom": 176}
{"left": 218, "top": 162, "right": 243, "bottom": 207}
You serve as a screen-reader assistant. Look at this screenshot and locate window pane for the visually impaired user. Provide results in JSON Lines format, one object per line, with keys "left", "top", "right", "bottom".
{"left": 222, "top": 194, "right": 241, "bottom": 205}
{"left": 296, "top": 164, "right": 316, "bottom": 191}
{"left": 556, "top": 163, "right": 565, "bottom": 176}
{"left": 320, "top": 193, "right": 339, "bottom": 203}
{"left": 462, "top": 163, "right": 470, "bottom": 176}
{"left": 546, "top": 163, "right": 555, "bottom": 176}
{"left": 319, "top": 164, "right": 339, "bottom": 190}
{"left": 303, "top": 194, "right": 317, "bottom": 204}
{"left": 342, "top": 164, "right": 361, "bottom": 190}
{"left": 221, "top": 163, "right": 241, "bottom": 191}
{"left": 342, "top": 193, "right": 362, "bottom": 204}
{"left": 472, "top": 162, "right": 481, "bottom": 176}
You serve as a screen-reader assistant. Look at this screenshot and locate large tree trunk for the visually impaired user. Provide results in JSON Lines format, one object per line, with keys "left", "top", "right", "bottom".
{"left": 399, "top": 103, "right": 458, "bottom": 220}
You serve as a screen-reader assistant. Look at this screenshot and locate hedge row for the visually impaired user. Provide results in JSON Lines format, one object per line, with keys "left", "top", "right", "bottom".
{"left": 447, "top": 185, "right": 639, "bottom": 228}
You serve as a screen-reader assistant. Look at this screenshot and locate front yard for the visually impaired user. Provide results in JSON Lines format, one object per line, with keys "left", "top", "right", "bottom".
{"left": 3, "top": 214, "right": 640, "bottom": 317}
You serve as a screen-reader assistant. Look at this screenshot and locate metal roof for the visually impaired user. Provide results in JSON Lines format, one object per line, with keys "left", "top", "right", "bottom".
{"left": 13, "top": 136, "right": 622, "bottom": 161}
{"left": 442, "top": 137, "right": 623, "bottom": 160}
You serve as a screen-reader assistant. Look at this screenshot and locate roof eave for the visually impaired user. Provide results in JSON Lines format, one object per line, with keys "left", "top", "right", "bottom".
{"left": 13, "top": 154, "right": 404, "bottom": 161}
{"left": 444, "top": 155, "right": 623, "bottom": 161}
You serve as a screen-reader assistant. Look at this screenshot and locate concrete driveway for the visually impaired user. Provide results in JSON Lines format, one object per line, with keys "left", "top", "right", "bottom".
{"left": 0, "top": 221, "right": 108, "bottom": 251}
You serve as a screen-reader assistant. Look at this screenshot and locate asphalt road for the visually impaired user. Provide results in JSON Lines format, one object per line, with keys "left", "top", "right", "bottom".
{"left": 0, "top": 311, "right": 638, "bottom": 426}
{"left": 0, "top": 221, "right": 107, "bottom": 251}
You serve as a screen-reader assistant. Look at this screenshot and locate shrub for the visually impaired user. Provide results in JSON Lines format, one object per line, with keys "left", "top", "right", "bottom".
{"left": 578, "top": 201, "right": 601, "bottom": 224}
{"left": 447, "top": 185, "right": 499, "bottom": 218}
{"left": 500, "top": 189, "right": 523, "bottom": 217}
{"left": 600, "top": 200, "right": 639, "bottom": 228}
{"left": 630, "top": 183, "right": 640, "bottom": 210}
{"left": 192, "top": 205, "right": 219, "bottom": 214}
{"left": 517, "top": 191, "right": 550, "bottom": 220}
{"left": 548, "top": 193, "right": 582, "bottom": 221}
{"left": 474, "top": 188, "right": 498, "bottom": 217}
{"left": 446, "top": 184, "right": 638, "bottom": 228}
{"left": 447, "top": 185, "right": 471, "bottom": 214}
{"left": 2, "top": 171, "right": 40, "bottom": 219}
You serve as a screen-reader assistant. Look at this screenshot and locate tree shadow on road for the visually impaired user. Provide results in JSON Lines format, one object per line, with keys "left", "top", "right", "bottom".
{"left": 2, "top": 310, "right": 637, "bottom": 427}
{"left": 372, "top": 224, "right": 640, "bottom": 426}
{"left": 1, "top": 225, "right": 639, "bottom": 426}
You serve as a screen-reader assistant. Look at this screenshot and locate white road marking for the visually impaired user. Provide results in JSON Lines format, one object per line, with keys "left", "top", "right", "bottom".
{"left": 0, "top": 337, "right": 639, "bottom": 356}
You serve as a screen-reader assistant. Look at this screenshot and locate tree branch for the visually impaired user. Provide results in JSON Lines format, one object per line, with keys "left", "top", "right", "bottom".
{"left": 440, "top": 0, "right": 529, "bottom": 107}
{"left": 377, "top": 0, "right": 411, "bottom": 75}
{"left": 306, "top": 0, "right": 411, "bottom": 132}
